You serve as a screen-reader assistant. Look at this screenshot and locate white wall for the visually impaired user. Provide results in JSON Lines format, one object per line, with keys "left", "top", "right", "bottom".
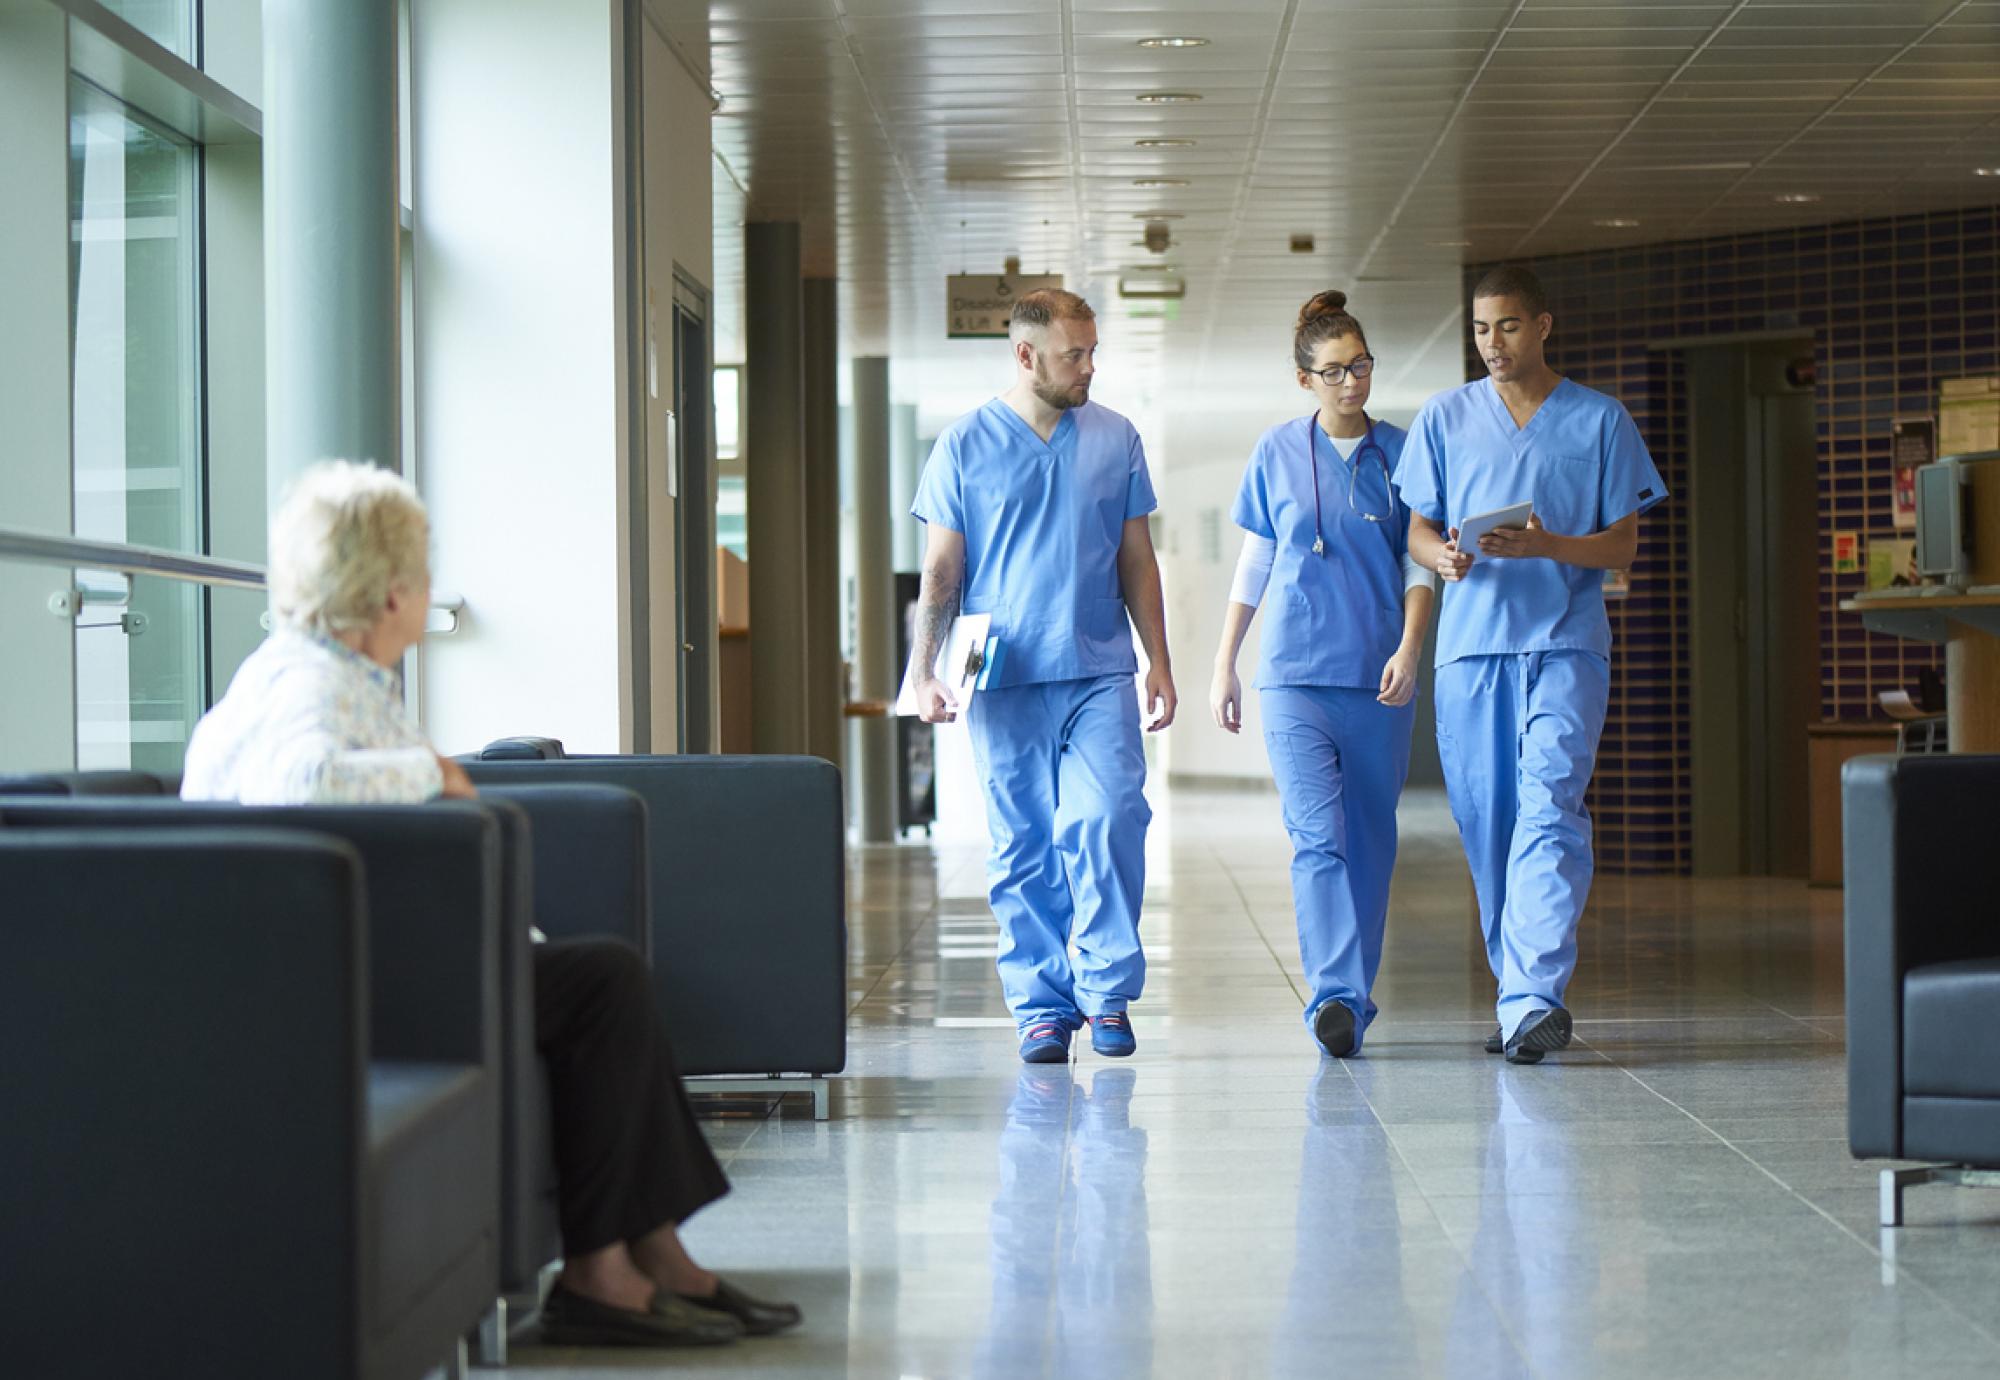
{"left": 0, "top": 7, "right": 78, "bottom": 772}
{"left": 412, "top": 0, "right": 630, "bottom": 754}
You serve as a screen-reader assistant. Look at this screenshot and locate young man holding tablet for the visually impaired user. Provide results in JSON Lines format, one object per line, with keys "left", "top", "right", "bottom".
{"left": 1396, "top": 265, "right": 1668, "bottom": 1065}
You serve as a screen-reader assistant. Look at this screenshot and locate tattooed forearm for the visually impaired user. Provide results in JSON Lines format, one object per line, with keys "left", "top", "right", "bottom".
{"left": 911, "top": 561, "right": 962, "bottom": 682}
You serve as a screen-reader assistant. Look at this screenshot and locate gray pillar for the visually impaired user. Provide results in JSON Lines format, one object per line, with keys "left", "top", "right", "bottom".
{"left": 803, "top": 278, "right": 843, "bottom": 767}
{"left": 890, "top": 402, "right": 921, "bottom": 573}
{"left": 263, "top": 0, "right": 399, "bottom": 505}
{"left": 850, "top": 357, "right": 897, "bottom": 842}
{"left": 745, "top": 222, "right": 809, "bottom": 755}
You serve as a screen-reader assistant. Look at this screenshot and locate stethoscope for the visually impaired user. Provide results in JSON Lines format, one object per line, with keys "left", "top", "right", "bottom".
{"left": 1305, "top": 413, "right": 1395, "bottom": 555}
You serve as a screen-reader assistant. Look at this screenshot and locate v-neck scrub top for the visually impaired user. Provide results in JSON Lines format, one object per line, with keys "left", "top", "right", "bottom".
{"left": 1230, "top": 416, "right": 1413, "bottom": 691}
{"left": 912, "top": 398, "right": 1158, "bottom": 687}
{"left": 1393, "top": 378, "right": 1666, "bottom": 667}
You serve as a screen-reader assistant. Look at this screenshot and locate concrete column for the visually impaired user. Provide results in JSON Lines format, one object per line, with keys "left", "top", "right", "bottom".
{"left": 745, "top": 222, "right": 808, "bottom": 755}
{"left": 263, "top": 0, "right": 399, "bottom": 503}
{"left": 803, "top": 278, "right": 843, "bottom": 767}
{"left": 890, "top": 402, "right": 921, "bottom": 573}
{"left": 850, "top": 357, "right": 897, "bottom": 841}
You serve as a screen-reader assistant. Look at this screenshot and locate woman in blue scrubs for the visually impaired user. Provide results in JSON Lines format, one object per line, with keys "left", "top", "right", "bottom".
{"left": 1210, "top": 290, "right": 1436, "bottom": 1057}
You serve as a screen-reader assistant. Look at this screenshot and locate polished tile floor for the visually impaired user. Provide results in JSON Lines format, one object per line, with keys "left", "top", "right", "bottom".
{"left": 509, "top": 786, "right": 2000, "bottom": 1378}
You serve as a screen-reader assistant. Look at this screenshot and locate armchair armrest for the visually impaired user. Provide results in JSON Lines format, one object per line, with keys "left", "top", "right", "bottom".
{"left": 0, "top": 830, "right": 369, "bottom": 1371}
{"left": 0, "top": 798, "right": 501, "bottom": 1072}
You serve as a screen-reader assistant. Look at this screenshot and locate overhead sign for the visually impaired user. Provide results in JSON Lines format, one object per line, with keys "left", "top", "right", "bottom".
{"left": 947, "top": 273, "right": 1064, "bottom": 339}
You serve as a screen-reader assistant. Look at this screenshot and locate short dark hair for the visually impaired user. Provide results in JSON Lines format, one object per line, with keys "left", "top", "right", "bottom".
{"left": 1009, "top": 288, "right": 1095, "bottom": 337}
{"left": 1472, "top": 265, "right": 1548, "bottom": 318}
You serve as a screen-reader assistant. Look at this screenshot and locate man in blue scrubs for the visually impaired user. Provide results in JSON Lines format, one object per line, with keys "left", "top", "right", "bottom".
{"left": 1396, "top": 265, "right": 1666, "bottom": 1065}
{"left": 908, "top": 288, "right": 1176, "bottom": 1065}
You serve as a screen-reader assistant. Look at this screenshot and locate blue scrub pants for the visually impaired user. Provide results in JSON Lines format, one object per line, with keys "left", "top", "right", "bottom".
{"left": 1433, "top": 652, "right": 1609, "bottom": 1042}
{"left": 966, "top": 673, "right": 1150, "bottom": 1031}
{"left": 1261, "top": 687, "right": 1415, "bottom": 1048}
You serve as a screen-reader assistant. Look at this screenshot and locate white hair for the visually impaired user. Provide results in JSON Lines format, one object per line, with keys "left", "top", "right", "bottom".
{"left": 268, "top": 461, "right": 429, "bottom": 635}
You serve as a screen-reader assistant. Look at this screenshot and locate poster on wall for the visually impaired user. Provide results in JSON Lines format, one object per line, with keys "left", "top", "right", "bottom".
{"left": 1890, "top": 416, "right": 1933, "bottom": 532}
{"left": 1602, "top": 568, "right": 1630, "bottom": 601}
{"left": 1832, "top": 530, "right": 1862, "bottom": 576}
{"left": 1868, "top": 539, "right": 1919, "bottom": 591}
{"left": 1939, "top": 376, "right": 2000, "bottom": 457}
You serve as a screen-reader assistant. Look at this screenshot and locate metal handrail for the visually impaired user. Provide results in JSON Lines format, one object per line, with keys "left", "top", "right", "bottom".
{"left": 0, "top": 527, "right": 266, "bottom": 590}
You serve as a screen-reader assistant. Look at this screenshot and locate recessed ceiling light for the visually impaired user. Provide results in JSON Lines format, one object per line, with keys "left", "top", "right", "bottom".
{"left": 1138, "top": 36, "right": 1209, "bottom": 49}
{"left": 1592, "top": 217, "right": 1641, "bottom": 228}
{"left": 1135, "top": 138, "right": 1198, "bottom": 149}
{"left": 1132, "top": 211, "right": 1185, "bottom": 220}
{"left": 1431, "top": 240, "right": 1473, "bottom": 248}
{"left": 1135, "top": 91, "right": 1203, "bottom": 104}
{"left": 1978, "top": 167, "right": 2000, "bottom": 177}
{"left": 1131, "top": 178, "right": 1190, "bottom": 189}
{"left": 1773, "top": 193, "right": 1820, "bottom": 204}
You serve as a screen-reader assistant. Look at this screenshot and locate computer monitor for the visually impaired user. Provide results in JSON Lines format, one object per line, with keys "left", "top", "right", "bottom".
{"left": 1914, "top": 460, "right": 1967, "bottom": 584}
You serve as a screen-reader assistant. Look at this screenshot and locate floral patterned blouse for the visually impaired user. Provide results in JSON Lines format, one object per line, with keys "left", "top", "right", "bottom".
{"left": 181, "top": 629, "right": 442, "bottom": 805}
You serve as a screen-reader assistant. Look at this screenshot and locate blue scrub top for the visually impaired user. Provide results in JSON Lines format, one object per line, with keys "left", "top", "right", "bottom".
{"left": 1394, "top": 377, "right": 1666, "bottom": 667}
{"left": 912, "top": 398, "right": 1158, "bottom": 687}
{"left": 1232, "top": 415, "right": 1412, "bottom": 691}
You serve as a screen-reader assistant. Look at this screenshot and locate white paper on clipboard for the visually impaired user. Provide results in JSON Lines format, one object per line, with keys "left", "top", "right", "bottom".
{"left": 1454, "top": 500, "right": 1533, "bottom": 562}
{"left": 894, "top": 613, "right": 994, "bottom": 716}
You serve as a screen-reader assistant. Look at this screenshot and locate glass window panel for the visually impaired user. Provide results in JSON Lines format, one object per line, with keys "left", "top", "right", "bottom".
{"left": 68, "top": 79, "right": 205, "bottom": 774}
{"left": 98, "top": 0, "right": 198, "bottom": 62}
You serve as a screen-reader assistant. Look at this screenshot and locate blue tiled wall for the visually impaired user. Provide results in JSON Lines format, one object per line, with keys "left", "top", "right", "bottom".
{"left": 1469, "top": 205, "right": 1997, "bottom": 873}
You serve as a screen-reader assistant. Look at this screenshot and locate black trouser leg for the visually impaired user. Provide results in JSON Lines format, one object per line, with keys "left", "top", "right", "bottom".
{"left": 533, "top": 939, "right": 730, "bottom": 1255}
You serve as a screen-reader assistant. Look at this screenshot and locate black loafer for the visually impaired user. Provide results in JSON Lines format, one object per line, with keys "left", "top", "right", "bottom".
{"left": 678, "top": 1277, "right": 803, "bottom": 1336}
{"left": 539, "top": 1282, "right": 743, "bottom": 1348}
{"left": 1483, "top": 1027, "right": 1504, "bottom": 1055}
{"left": 1504, "top": 1007, "right": 1573, "bottom": 1066}
{"left": 1312, "top": 1001, "right": 1357, "bottom": 1058}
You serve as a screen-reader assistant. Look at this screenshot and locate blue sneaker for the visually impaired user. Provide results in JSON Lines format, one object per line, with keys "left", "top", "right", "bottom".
{"left": 1088, "top": 1012, "right": 1136, "bottom": 1058}
{"left": 1018, "top": 1021, "right": 1071, "bottom": 1064}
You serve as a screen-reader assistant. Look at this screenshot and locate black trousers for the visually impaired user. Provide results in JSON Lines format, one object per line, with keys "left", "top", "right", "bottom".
{"left": 533, "top": 939, "right": 730, "bottom": 1255}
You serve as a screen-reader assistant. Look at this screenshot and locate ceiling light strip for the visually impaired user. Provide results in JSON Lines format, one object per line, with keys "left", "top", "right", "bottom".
{"left": 1060, "top": 0, "right": 1089, "bottom": 286}
{"left": 1507, "top": 0, "right": 1752, "bottom": 256}
{"left": 828, "top": 2, "right": 945, "bottom": 271}
{"left": 1190, "top": 0, "right": 1302, "bottom": 377}
{"left": 1349, "top": 0, "right": 1530, "bottom": 283}
{"left": 1682, "top": 0, "right": 1975, "bottom": 233}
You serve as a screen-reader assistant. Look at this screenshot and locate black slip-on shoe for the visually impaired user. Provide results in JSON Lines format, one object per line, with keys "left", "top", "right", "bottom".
{"left": 1484, "top": 1027, "right": 1504, "bottom": 1055}
{"left": 1504, "top": 1007, "right": 1573, "bottom": 1065}
{"left": 1313, "top": 1001, "right": 1358, "bottom": 1058}
{"left": 678, "top": 1277, "right": 803, "bottom": 1336}
{"left": 539, "top": 1282, "right": 743, "bottom": 1348}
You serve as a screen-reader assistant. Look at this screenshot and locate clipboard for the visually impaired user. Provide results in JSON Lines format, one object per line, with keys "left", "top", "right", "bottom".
{"left": 1455, "top": 500, "right": 1533, "bottom": 562}
{"left": 894, "top": 613, "right": 1003, "bottom": 716}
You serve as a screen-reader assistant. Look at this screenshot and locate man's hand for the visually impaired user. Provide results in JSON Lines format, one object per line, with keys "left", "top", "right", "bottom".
{"left": 1210, "top": 662, "right": 1242, "bottom": 734}
{"left": 1144, "top": 663, "right": 1178, "bottom": 732}
{"left": 1435, "top": 528, "right": 1474, "bottom": 583}
{"left": 437, "top": 753, "right": 478, "bottom": 799}
{"left": 1378, "top": 648, "right": 1419, "bottom": 707}
{"left": 1478, "top": 512, "right": 1555, "bottom": 561}
{"left": 915, "top": 675, "right": 959, "bottom": 724}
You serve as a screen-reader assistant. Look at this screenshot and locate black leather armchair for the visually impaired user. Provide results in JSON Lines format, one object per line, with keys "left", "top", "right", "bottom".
{"left": 464, "top": 749, "right": 848, "bottom": 1109}
{"left": 0, "top": 775, "right": 655, "bottom": 1364}
{"left": 1842, "top": 753, "right": 2000, "bottom": 1225}
{"left": 0, "top": 826, "right": 495, "bottom": 1380}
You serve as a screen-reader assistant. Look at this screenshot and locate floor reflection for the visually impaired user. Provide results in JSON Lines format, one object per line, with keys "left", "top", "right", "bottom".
{"left": 976, "top": 1065, "right": 1153, "bottom": 1377}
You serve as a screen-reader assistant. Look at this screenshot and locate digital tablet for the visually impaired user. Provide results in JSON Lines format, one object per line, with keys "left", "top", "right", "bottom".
{"left": 1455, "top": 501, "right": 1533, "bottom": 561}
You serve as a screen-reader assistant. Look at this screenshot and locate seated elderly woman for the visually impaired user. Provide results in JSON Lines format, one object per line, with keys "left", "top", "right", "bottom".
{"left": 182, "top": 460, "right": 798, "bottom": 1349}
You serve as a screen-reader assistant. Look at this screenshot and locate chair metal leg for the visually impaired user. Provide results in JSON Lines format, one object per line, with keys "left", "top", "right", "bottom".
{"left": 813, "top": 1077, "right": 830, "bottom": 1121}
{"left": 477, "top": 1298, "right": 509, "bottom": 1368}
{"left": 1880, "top": 1165, "right": 2000, "bottom": 1226}
{"left": 444, "top": 1336, "right": 470, "bottom": 1380}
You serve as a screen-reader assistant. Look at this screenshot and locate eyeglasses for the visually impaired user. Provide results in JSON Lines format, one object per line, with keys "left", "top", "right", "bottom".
{"left": 1303, "top": 355, "right": 1375, "bottom": 385}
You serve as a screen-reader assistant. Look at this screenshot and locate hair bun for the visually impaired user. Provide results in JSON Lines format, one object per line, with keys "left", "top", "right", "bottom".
{"left": 1298, "top": 289, "right": 1348, "bottom": 329}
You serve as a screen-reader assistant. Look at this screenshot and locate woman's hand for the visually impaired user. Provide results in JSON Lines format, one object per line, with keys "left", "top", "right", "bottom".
{"left": 436, "top": 752, "right": 478, "bottom": 799}
{"left": 1478, "top": 512, "right": 1555, "bottom": 560}
{"left": 1378, "top": 648, "right": 1419, "bottom": 707}
{"left": 1435, "top": 528, "right": 1474, "bottom": 583}
{"left": 1211, "top": 661, "right": 1243, "bottom": 734}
